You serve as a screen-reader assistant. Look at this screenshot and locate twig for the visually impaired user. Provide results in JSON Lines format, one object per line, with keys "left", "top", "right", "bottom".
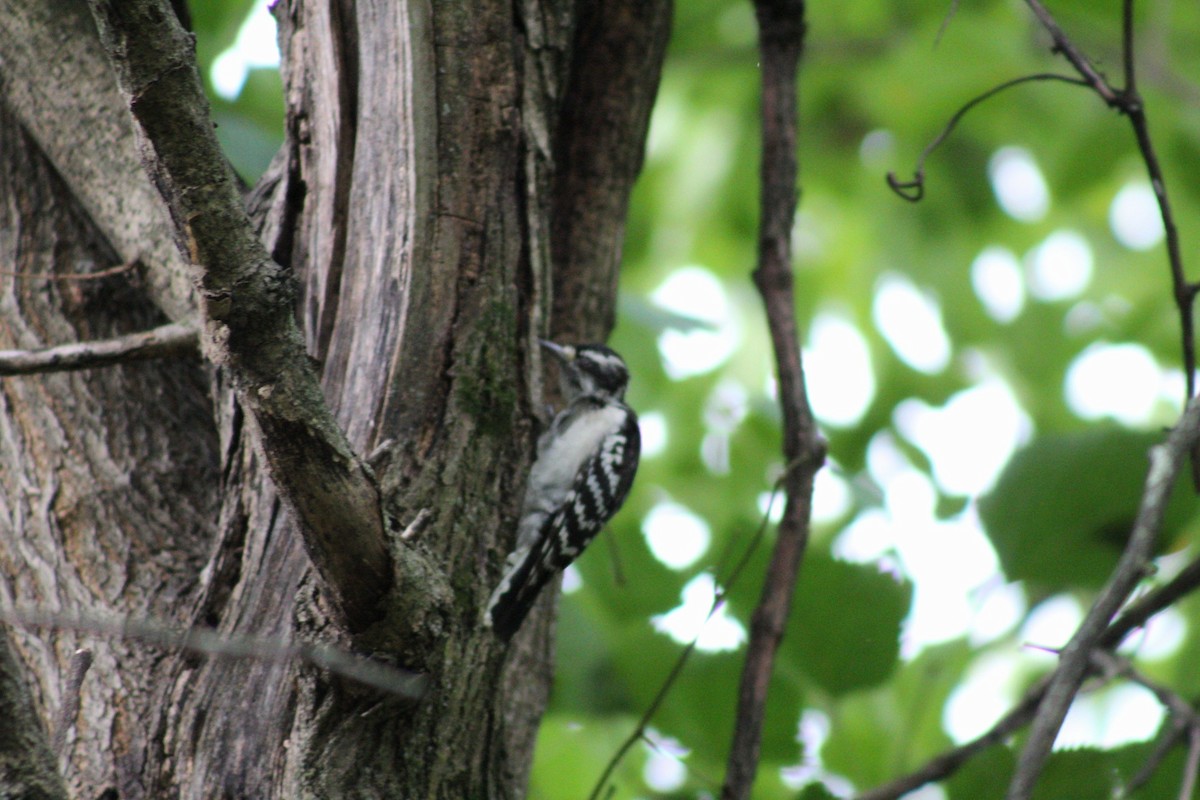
{"left": 52, "top": 648, "right": 93, "bottom": 756}
{"left": 1006, "top": 398, "right": 1200, "bottom": 800}
{"left": 1089, "top": 650, "right": 1200, "bottom": 800}
{"left": 602, "top": 527, "right": 627, "bottom": 588}
{"left": 886, "top": 73, "right": 1087, "bottom": 201}
{"left": 857, "top": 548, "right": 1200, "bottom": 800}
{"left": 855, "top": 679, "right": 1047, "bottom": 800}
{"left": 1023, "top": 0, "right": 1121, "bottom": 104}
{"left": 399, "top": 508, "right": 433, "bottom": 542}
{"left": 0, "top": 322, "right": 198, "bottom": 377}
{"left": 587, "top": 477, "right": 789, "bottom": 800}
{"left": 0, "top": 260, "right": 137, "bottom": 282}
{"left": 933, "top": 0, "right": 960, "bottom": 47}
{"left": 587, "top": 639, "right": 699, "bottom": 800}
{"left": 3, "top": 608, "right": 427, "bottom": 700}
{"left": 1121, "top": 0, "right": 1136, "bottom": 95}
{"left": 1122, "top": 64, "right": 1198, "bottom": 417}
{"left": 1121, "top": 722, "right": 1186, "bottom": 799}
{"left": 1182, "top": 726, "right": 1200, "bottom": 800}
{"left": 1021, "top": 0, "right": 1199, "bottom": 482}
{"left": 1091, "top": 650, "right": 1199, "bottom": 727}
{"left": 1102, "top": 554, "right": 1200, "bottom": 647}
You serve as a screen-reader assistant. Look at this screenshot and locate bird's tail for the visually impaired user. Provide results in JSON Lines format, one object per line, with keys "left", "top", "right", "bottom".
{"left": 484, "top": 544, "right": 554, "bottom": 641}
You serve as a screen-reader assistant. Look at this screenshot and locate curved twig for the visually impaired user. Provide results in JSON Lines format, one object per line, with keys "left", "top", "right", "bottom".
{"left": 886, "top": 73, "right": 1087, "bottom": 202}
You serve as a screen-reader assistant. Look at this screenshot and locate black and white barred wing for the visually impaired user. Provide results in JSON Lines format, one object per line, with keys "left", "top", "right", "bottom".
{"left": 485, "top": 414, "right": 640, "bottom": 640}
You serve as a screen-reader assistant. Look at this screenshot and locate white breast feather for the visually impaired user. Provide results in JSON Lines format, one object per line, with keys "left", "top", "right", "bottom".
{"left": 513, "top": 404, "right": 626, "bottom": 551}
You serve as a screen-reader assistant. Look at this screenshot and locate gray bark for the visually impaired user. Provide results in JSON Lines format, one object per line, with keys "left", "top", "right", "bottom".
{"left": 0, "top": 0, "right": 670, "bottom": 796}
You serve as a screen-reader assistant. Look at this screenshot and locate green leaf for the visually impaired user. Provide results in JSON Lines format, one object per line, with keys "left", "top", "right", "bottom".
{"left": 945, "top": 745, "right": 1015, "bottom": 800}
{"left": 979, "top": 426, "right": 1198, "bottom": 590}
{"left": 823, "top": 641, "right": 967, "bottom": 790}
{"left": 1032, "top": 748, "right": 1119, "bottom": 800}
{"left": 796, "top": 782, "right": 840, "bottom": 800}
{"left": 528, "top": 715, "right": 644, "bottom": 800}
{"left": 784, "top": 552, "right": 911, "bottom": 695}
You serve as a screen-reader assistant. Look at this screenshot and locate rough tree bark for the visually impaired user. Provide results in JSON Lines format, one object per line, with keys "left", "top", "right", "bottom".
{"left": 0, "top": 0, "right": 670, "bottom": 797}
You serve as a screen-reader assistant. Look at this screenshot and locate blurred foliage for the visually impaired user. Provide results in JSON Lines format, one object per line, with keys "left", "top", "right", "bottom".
{"left": 980, "top": 426, "right": 1198, "bottom": 591}
{"left": 194, "top": 0, "right": 1200, "bottom": 797}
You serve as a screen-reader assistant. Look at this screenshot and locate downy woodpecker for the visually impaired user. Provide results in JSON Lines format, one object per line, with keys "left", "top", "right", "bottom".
{"left": 485, "top": 341, "right": 640, "bottom": 640}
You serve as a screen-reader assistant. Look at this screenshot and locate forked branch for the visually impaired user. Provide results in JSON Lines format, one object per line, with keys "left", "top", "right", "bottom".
{"left": 84, "top": 0, "right": 393, "bottom": 631}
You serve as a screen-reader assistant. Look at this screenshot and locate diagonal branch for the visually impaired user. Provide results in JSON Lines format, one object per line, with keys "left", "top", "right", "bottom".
{"left": 1023, "top": 0, "right": 1121, "bottom": 104}
{"left": 0, "top": 323, "right": 198, "bottom": 376}
{"left": 1022, "top": 0, "right": 1199, "bottom": 475}
{"left": 1006, "top": 399, "right": 1200, "bottom": 800}
{"left": 84, "top": 0, "right": 394, "bottom": 631}
{"left": 857, "top": 545, "right": 1200, "bottom": 800}
{"left": 722, "top": 1, "right": 825, "bottom": 798}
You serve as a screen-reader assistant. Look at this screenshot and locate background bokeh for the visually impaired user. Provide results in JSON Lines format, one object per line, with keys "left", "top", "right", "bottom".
{"left": 195, "top": 1, "right": 1200, "bottom": 797}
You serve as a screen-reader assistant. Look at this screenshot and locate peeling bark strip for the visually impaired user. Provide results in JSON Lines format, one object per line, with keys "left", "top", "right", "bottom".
{"left": 85, "top": 0, "right": 392, "bottom": 630}
{"left": 723, "top": 1, "right": 825, "bottom": 799}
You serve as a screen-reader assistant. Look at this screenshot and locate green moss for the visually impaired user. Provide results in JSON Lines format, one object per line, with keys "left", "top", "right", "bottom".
{"left": 455, "top": 300, "right": 519, "bottom": 437}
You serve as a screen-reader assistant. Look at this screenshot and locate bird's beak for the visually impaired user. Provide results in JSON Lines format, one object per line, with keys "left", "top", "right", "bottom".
{"left": 539, "top": 340, "right": 575, "bottom": 362}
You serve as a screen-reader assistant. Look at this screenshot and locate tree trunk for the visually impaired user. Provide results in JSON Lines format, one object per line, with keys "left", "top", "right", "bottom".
{"left": 0, "top": 0, "right": 670, "bottom": 797}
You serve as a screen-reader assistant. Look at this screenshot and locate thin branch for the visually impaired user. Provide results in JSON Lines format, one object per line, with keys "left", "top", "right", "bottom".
{"left": 587, "top": 477, "right": 787, "bottom": 800}
{"left": 1092, "top": 650, "right": 1200, "bottom": 800}
{"left": 3, "top": 608, "right": 427, "bottom": 700}
{"left": 1122, "top": 0, "right": 1136, "bottom": 95}
{"left": 1102, "top": 554, "right": 1200, "bottom": 648}
{"left": 1006, "top": 398, "right": 1200, "bottom": 800}
{"left": 933, "top": 0, "right": 961, "bottom": 48}
{"left": 857, "top": 548, "right": 1200, "bottom": 800}
{"left": 84, "top": 0, "right": 399, "bottom": 631}
{"left": 886, "top": 73, "right": 1087, "bottom": 201}
{"left": 1127, "top": 101, "right": 1195, "bottom": 395}
{"left": 1023, "top": 0, "right": 1121, "bottom": 104}
{"left": 0, "top": 323, "right": 198, "bottom": 376}
{"left": 855, "top": 679, "right": 1047, "bottom": 800}
{"left": 1121, "top": 721, "right": 1187, "bottom": 799}
{"left": 723, "top": 2, "right": 825, "bottom": 798}
{"left": 1025, "top": 0, "right": 1198, "bottom": 485}
{"left": 0, "top": 260, "right": 137, "bottom": 282}
{"left": 587, "top": 638, "right": 699, "bottom": 800}
{"left": 603, "top": 527, "right": 627, "bottom": 588}
{"left": 1092, "top": 650, "right": 1200, "bottom": 727}
{"left": 1182, "top": 725, "right": 1200, "bottom": 800}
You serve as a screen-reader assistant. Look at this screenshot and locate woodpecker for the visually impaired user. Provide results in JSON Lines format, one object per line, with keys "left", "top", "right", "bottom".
{"left": 485, "top": 340, "right": 640, "bottom": 640}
